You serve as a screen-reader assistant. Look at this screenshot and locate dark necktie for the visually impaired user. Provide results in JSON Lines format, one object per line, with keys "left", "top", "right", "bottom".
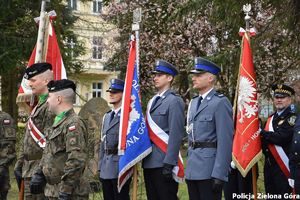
{"left": 151, "top": 96, "right": 161, "bottom": 110}
{"left": 109, "top": 111, "right": 115, "bottom": 124}
{"left": 197, "top": 96, "right": 203, "bottom": 110}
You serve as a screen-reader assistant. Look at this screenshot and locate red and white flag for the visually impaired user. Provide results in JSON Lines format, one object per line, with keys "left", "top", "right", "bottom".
{"left": 232, "top": 29, "right": 262, "bottom": 177}
{"left": 17, "top": 18, "right": 67, "bottom": 111}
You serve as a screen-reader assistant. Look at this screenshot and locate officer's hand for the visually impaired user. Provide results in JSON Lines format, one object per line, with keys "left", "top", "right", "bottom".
{"left": 260, "top": 130, "right": 272, "bottom": 138}
{"left": 14, "top": 167, "right": 23, "bottom": 190}
{"left": 30, "top": 169, "right": 46, "bottom": 194}
{"left": 0, "top": 166, "right": 5, "bottom": 177}
{"left": 58, "top": 192, "right": 71, "bottom": 200}
{"left": 212, "top": 178, "right": 224, "bottom": 193}
{"left": 162, "top": 164, "right": 173, "bottom": 182}
{"left": 90, "top": 181, "right": 101, "bottom": 192}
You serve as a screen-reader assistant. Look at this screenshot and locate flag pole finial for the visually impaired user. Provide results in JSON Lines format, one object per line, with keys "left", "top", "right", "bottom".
{"left": 132, "top": 8, "right": 142, "bottom": 76}
{"left": 243, "top": 4, "right": 251, "bottom": 32}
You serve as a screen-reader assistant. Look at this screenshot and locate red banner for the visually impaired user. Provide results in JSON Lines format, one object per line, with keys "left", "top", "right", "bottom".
{"left": 16, "top": 20, "right": 67, "bottom": 112}
{"left": 232, "top": 31, "right": 262, "bottom": 177}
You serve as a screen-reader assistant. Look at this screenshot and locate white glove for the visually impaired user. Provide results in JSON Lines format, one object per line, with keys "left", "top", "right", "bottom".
{"left": 230, "top": 161, "right": 236, "bottom": 169}
{"left": 288, "top": 178, "right": 295, "bottom": 188}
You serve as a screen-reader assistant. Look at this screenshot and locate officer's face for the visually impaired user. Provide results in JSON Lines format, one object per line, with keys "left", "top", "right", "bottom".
{"left": 47, "top": 93, "right": 61, "bottom": 114}
{"left": 28, "top": 73, "right": 48, "bottom": 95}
{"left": 274, "top": 96, "right": 292, "bottom": 111}
{"left": 109, "top": 91, "right": 123, "bottom": 105}
{"left": 192, "top": 72, "right": 214, "bottom": 91}
{"left": 153, "top": 73, "right": 173, "bottom": 89}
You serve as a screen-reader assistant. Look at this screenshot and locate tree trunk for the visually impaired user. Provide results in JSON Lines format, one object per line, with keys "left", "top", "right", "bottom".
{"left": 1, "top": 69, "right": 18, "bottom": 120}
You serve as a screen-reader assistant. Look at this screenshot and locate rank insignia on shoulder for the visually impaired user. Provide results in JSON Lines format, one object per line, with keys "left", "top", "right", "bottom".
{"left": 3, "top": 119, "right": 10, "bottom": 124}
{"left": 68, "top": 125, "right": 76, "bottom": 131}
{"left": 278, "top": 120, "right": 285, "bottom": 125}
{"left": 215, "top": 93, "right": 224, "bottom": 98}
{"left": 288, "top": 116, "right": 297, "bottom": 126}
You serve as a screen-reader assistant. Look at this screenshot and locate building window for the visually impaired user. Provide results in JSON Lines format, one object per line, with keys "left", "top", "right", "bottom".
{"left": 68, "top": 0, "right": 77, "bottom": 10}
{"left": 92, "top": 82, "right": 102, "bottom": 98}
{"left": 93, "top": 0, "right": 102, "bottom": 13}
{"left": 92, "top": 36, "right": 103, "bottom": 60}
{"left": 66, "top": 37, "right": 76, "bottom": 58}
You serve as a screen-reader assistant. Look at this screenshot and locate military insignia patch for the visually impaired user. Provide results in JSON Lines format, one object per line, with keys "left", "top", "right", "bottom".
{"left": 288, "top": 116, "right": 297, "bottom": 126}
{"left": 3, "top": 119, "right": 10, "bottom": 124}
{"left": 69, "top": 137, "right": 77, "bottom": 145}
{"left": 68, "top": 125, "right": 76, "bottom": 131}
{"left": 278, "top": 120, "right": 285, "bottom": 125}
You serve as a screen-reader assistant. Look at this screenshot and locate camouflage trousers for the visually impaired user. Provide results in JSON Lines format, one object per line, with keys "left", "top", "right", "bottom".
{"left": 24, "top": 178, "right": 46, "bottom": 200}
{"left": 45, "top": 183, "right": 89, "bottom": 200}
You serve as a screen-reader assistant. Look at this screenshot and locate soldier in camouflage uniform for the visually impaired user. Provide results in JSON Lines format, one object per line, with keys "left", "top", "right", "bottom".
{"left": 0, "top": 111, "right": 16, "bottom": 200}
{"left": 14, "top": 62, "right": 54, "bottom": 200}
{"left": 30, "top": 79, "right": 89, "bottom": 200}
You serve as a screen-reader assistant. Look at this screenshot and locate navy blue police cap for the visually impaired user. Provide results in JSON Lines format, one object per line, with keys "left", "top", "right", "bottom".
{"left": 152, "top": 60, "right": 178, "bottom": 76}
{"left": 47, "top": 79, "right": 76, "bottom": 93}
{"left": 24, "top": 62, "right": 52, "bottom": 80}
{"left": 272, "top": 84, "right": 295, "bottom": 98}
{"left": 190, "top": 57, "right": 221, "bottom": 75}
{"left": 106, "top": 78, "right": 124, "bottom": 92}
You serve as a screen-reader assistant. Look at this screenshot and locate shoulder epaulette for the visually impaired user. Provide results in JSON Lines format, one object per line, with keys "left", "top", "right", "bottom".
{"left": 192, "top": 95, "right": 199, "bottom": 99}
{"left": 214, "top": 92, "right": 225, "bottom": 98}
{"left": 106, "top": 110, "right": 112, "bottom": 114}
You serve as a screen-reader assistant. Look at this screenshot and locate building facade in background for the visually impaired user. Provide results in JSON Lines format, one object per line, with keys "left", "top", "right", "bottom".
{"left": 67, "top": 0, "right": 120, "bottom": 113}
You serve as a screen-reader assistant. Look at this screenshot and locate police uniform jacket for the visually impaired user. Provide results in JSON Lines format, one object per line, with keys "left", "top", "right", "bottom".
{"left": 99, "top": 109, "right": 121, "bottom": 179}
{"left": 185, "top": 89, "right": 233, "bottom": 182}
{"left": 40, "top": 109, "right": 89, "bottom": 197}
{"left": 289, "top": 115, "right": 300, "bottom": 182}
{"left": 262, "top": 106, "right": 296, "bottom": 164}
{"left": 142, "top": 89, "right": 185, "bottom": 169}
{"left": 15, "top": 99, "right": 55, "bottom": 178}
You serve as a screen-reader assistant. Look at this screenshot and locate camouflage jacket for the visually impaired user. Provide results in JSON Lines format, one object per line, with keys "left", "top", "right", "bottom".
{"left": 0, "top": 111, "right": 16, "bottom": 167}
{"left": 14, "top": 99, "right": 55, "bottom": 178}
{"left": 40, "top": 109, "right": 89, "bottom": 197}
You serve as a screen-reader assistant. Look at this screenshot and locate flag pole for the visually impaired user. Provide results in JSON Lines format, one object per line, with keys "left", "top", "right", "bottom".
{"left": 131, "top": 8, "right": 142, "bottom": 200}
{"left": 35, "top": 0, "right": 50, "bottom": 62}
{"left": 243, "top": 4, "right": 258, "bottom": 200}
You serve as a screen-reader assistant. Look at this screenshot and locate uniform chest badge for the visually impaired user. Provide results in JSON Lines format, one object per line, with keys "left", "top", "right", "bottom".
{"left": 288, "top": 116, "right": 297, "bottom": 126}
{"left": 69, "top": 137, "right": 77, "bottom": 146}
{"left": 278, "top": 120, "right": 285, "bottom": 125}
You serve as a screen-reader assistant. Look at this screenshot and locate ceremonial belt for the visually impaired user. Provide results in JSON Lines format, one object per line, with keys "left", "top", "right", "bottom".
{"left": 27, "top": 105, "right": 46, "bottom": 149}
{"left": 146, "top": 97, "right": 184, "bottom": 183}
{"left": 265, "top": 116, "right": 290, "bottom": 178}
{"left": 189, "top": 141, "right": 217, "bottom": 149}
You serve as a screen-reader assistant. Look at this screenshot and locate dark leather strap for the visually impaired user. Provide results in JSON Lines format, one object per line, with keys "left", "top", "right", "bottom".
{"left": 189, "top": 141, "right": 217, "bottom": 149}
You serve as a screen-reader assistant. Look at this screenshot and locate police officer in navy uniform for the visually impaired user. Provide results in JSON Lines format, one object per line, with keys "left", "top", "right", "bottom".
{"left": 142, "top": 60, "right": 185, "bottom": 200}
{"left": 290, "top": 114, "right": 300, "bottom": 194}
{"left": 186, "top": 57, "right": 233, "bottom": 200}
{"left": 98, "top": 79, "right": 131, "bottom": 200}
{"left": 261, "top": 84, "right": 296, "bottom": 197}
